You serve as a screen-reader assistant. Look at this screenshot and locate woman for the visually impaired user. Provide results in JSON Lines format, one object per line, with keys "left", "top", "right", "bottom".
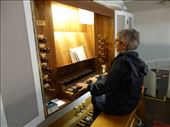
{"left": 76, "top": 29, "right": 148, "bottom": 119}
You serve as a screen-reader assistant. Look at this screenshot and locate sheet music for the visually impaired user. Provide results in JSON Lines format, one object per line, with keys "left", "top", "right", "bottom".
{"left": 69, "top": 45, "right": 87, "bottom": 63}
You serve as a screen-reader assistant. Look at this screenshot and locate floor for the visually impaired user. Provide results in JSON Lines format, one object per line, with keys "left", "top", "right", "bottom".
{"left": 144, "top": 97, "right": 170, "bottom": 127}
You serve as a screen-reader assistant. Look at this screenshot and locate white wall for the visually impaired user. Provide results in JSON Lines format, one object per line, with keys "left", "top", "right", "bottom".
{"left": 129, "top": 6, "right": 170, "bottom": 97}
{"left": 1, "top": 1, "right": 44, "bottom": 126}
{"left": 133, "top": 8, "right": 170, "bottom": 64}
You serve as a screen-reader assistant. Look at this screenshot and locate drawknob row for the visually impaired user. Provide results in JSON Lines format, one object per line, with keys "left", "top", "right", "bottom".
{"left": 97, "top": 34, "right": 108, "bottom": 64}
{"left": 38, "top": 35, "right": 55, "bottom": 92}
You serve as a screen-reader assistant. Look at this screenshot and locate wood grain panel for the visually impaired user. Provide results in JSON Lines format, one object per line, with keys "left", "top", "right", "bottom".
{"left": 91, "top": 97, "right": 146, "bottom": 127}
{"left": 90, "top": 95, "right": 146, "bottom": 127}
{"left": 90, "top": 112, "right": 135, "bottom": 127}
{"left": 94, "top": 14, "right": 114, "bottom": 71}
{"left": 54, "top": 32, "right": 94, "bottom": 67}
{"left": 51, "top": 2, "right": 95, "bottom": 67}
{"left": 48, "top": 97, "right": 92, "bottom": 127}
{"left": 32, "top": 0, "right": 63, "bottom": 111}
{"left": 51, "top": 2, "right": 80, "bottom": 32}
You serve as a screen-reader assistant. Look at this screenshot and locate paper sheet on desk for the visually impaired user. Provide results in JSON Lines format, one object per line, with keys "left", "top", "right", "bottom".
{"left": 51, "top": 98, "right": 65, "bottom": 107}
{"left": 48, "top": 98, "right": 66, "bottom": 114}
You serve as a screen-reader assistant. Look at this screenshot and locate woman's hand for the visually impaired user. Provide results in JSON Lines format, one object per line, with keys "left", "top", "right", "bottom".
{"left": 76, "top": 76, "right": 97, "bottom": 89}
{"left": 88, "top": 77, "right": 97, "bottom": 84}
{"left": 76, "top": 83, "right": 88, "bottom": 89}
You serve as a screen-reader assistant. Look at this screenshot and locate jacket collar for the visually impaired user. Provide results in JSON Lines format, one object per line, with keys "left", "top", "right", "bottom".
{"left": 117, "top": 51, "right": 138, "bottom": 58}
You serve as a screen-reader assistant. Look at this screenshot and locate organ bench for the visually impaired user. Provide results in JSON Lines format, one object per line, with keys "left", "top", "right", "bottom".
{"left": 90, "top": 95, "right": 146, "bottom": 127}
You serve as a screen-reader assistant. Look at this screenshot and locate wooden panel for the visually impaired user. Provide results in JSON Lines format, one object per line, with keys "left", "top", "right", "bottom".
{"left": 130, "top": 117, "right": 137, "bottom": 127}
{"left": 48, "top": 97, "right": 92, "bottom": 127}
{"left": 136, "top": 95, "right": 146, "bottom": 124}
{"left": 32, "top": 1, "right": 63, "bottom": 115}
{"left": 51, "top": 2, "right": 80, "bottom": 32}
{"left": 54, "top": 32, "right": 95, "bottom": 67}
{"left": 90, "top": 95, "right": 146, "bottom": 127}
{"left": 51, "top": 1, "right": 95, "bottom": 67}
{"left": 32, "top": 0, "right": 57, "bottom": 67}
{"left": 90, "top": 111, "right": 136, "bottom": 127}
{"left": 44, "top": 1, "right": 58, "bottom": 68}
{"left": 94, "top": 14, "right": 114, "bottom": 71}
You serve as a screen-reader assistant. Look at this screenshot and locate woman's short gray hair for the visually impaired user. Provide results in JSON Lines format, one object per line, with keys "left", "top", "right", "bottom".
{"left": 117, "top": 29, "right": 140, "bottom": 50}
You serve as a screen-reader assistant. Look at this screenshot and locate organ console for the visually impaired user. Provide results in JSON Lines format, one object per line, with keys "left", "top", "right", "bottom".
{"left": 32, "top": 0, "right": 114, "bottom": 126}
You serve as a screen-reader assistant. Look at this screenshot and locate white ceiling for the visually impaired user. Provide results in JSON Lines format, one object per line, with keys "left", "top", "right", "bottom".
{"left": 124, "top": 0, "right": 170, "bottom": 12}
{"left": 93, "top": 0, "right": 170, "bottom": 12}
{"left": 93, "top": 0, "right": 126, "bottom": 10}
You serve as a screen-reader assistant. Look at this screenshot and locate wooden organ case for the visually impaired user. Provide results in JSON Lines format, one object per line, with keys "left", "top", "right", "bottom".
{"left": 32, "top": 0, "right": 115, "bottom": 126}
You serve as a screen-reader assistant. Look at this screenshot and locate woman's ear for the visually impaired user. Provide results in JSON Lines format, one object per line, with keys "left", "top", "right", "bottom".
{"left": 122, "top": 41, "right": 127, "bottom": 49}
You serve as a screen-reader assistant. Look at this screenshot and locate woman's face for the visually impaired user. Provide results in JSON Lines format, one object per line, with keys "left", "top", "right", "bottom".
{"left": 115, "top": 39, "right": 127, "bottom": 53}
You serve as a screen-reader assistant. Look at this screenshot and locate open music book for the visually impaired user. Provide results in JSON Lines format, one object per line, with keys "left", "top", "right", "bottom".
{"left": 69, "top": 45, "right": 87, "bottom": 63}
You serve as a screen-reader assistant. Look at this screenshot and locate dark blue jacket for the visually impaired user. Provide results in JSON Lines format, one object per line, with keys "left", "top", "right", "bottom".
{"left": 88, "top": 51, "right": 148, "bottom": 115}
